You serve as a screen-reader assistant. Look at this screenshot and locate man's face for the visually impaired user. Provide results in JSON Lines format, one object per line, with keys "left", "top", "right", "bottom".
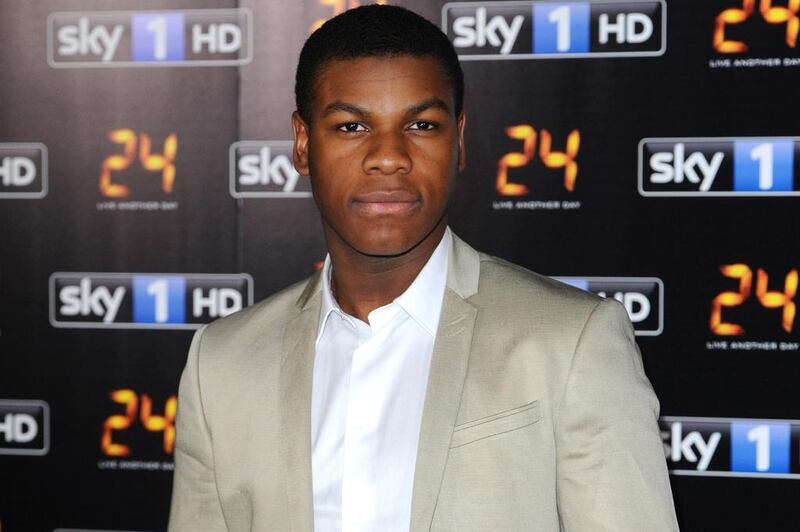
{"left": 292, "top": 55, "right": 465, "bottom": 257}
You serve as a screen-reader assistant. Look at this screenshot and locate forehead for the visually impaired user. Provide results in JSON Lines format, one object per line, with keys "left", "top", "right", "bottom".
{"left": 312, "top": 55, "right": 454, "bottom": 111}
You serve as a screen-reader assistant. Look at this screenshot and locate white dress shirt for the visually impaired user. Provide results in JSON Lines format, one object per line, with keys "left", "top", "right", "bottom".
{"left": 311, "top": 229, "right": 451, "bottom": 532}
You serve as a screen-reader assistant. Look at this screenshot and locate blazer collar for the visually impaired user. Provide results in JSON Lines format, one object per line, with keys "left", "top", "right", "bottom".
{"left": 279, "top": 299, "right": 318, "bottom": 532}
{"left": 444, "top": 231, "right": 481, "bottom": 300}
{"left": 282, "top": 232, "right": 482, "bottom": 532}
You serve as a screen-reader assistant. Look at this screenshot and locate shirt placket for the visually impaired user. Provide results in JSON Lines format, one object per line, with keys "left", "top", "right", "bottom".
{"left": 340, "top": 317, "right": 375, "bottom": 532}
{"left": 340, "top": 306, "right": 401, "bottom": 532}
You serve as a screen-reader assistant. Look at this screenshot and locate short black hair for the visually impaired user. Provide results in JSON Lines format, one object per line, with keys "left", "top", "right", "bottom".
{"left": 295, "top": 4, "right": 464, "bottom": 123}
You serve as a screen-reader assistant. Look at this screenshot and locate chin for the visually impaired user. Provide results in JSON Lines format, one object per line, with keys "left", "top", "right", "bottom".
{"left": 353, "top": 237, "right": 415, "bottom": 258}
{"left": 349, "top": 225, "right": 421, "bottom": 257}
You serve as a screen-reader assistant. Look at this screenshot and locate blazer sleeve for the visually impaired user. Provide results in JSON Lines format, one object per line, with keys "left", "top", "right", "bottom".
{"left": 167, "top": 325, "right": 229, "bottom": 532}
{"left": 554, "top": 298, "right": 679, "bottom": 532}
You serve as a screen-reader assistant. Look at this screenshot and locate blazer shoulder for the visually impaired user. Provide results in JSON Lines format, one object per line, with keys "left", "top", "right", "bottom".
{"left": 469, "top": 253, "right": 616, "bottom": 341}
{"left": 476, "top": 253, "right": 601, "bottom": 308}
{"left": 200, "top": 274, "right": 313, "bottom": 347}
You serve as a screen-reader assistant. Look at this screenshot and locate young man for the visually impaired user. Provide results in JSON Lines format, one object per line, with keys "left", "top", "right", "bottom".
{"left": 168, "top": 5, "right": 679, "bottom": 532}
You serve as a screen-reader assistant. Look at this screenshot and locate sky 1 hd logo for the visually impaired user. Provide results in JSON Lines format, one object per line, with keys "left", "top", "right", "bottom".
{"left": 555, "top": 277, "right": 663, "bottom": 335}
{"left": 229, "top": 141, "right": 312, "bottom": 198}
{"left": 49, "top": 273, "right": 253, "bottom": 329}
{"left": 0, "top": 143, "right": 48, "bottom": 199}
{"left": 442, "top": 0, "right": 665, "bottom": 60}
{"left": 0, "top": 400, "right": 50, "bottom": 456}
{"left": 661, "top": 416, "right": 800, "bottom": 479}
{"left": 639, "top": 137, "right": 799, "bottom": 196}
{"left": 710, "top": 0, "right": 800, "bottom": 70}
{"left": 47, "top": 8, "right": 252, "bottom": 68}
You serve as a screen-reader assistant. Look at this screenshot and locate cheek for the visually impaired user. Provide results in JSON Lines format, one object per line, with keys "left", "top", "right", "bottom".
{"left": 415, "top": 148, "right": 458, "bottom": 198}
{"left": 308, "top": 161, "right": 356, "bottom": 222}
{"left": 311, "top": 177, "right": 345, "bottom": 217}
{"left": 414, "top": 134, "right": 459, "bottom": 169}
{"left": 310, "top": 137, "right": 362, "bottom": 177}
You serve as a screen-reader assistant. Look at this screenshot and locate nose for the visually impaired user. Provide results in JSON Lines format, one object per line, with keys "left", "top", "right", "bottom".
{"left": 362, "top": 130, "right": 412, "bottom": 175}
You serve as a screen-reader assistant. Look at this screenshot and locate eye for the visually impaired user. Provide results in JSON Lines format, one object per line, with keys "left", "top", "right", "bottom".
{"left": 337, "top": 122, "right": 367, "bottom": 133}
{"left": 408, "top": 121, "right": 437, "bottom": 131}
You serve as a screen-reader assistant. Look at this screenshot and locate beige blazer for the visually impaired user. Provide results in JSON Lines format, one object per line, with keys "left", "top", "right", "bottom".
{"left": 168, "top": 234, "right": 679, "bottom": 532}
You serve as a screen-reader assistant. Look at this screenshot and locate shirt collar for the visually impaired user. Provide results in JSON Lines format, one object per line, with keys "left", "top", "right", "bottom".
{"left": 316, "top": 228, "right": 451, "bottom": 343}
{"left": 394, "top": 228, "right": 450, "bottom": 336}
{"left": 317, "top": 254, "right": 341, "bottom": 344}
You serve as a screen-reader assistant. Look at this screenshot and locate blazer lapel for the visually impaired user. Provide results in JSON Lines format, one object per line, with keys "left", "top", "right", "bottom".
{"left": 409, "top": 233, "right": 481, "bottom": 532}
{"left": 279, "top": 286, "right": 321, "bottom": 532}
{"left": 409, "top": 290, "right": 477, "bottom": 532}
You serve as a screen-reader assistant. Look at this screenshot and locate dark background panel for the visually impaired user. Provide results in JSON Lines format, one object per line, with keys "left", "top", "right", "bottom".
{"left": 1, "top": 0, "right": 799, "bottom": 530}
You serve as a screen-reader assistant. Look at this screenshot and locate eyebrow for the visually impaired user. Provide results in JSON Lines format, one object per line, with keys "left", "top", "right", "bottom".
{"left": 323, "top": 102, "right": 367, "bottom": 118}
{"left": 322, "top": 98, "right": 452, "bottom": 118}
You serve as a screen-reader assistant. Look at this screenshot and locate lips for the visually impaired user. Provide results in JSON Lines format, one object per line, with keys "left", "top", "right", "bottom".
{"left": 352, "top": 190, "right": 421, "bottom": 215}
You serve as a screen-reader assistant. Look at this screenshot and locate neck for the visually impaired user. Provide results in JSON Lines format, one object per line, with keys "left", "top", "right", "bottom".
{"left": 326, "top": 222, "right": 447, "bottom": 322}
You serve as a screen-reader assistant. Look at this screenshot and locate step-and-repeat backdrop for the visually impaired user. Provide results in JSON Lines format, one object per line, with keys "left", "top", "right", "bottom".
{"left": 1, "top": 0, "right": 799, "bottom": 530}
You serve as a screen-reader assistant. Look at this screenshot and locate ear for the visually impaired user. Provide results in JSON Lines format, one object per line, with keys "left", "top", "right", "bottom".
{"left": 292, "top": 111, "right": 310, "bottom": 177}
{"left": 457, "top": 111, "right": 466, "bottom": 171}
